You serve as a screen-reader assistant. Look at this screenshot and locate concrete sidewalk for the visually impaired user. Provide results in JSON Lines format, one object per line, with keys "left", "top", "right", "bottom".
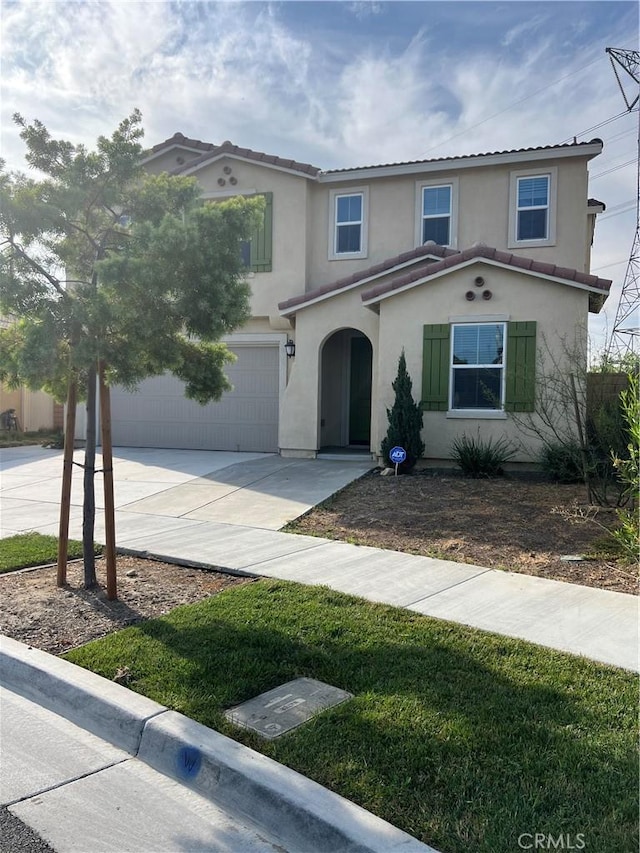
{"left": 1, "top": 636, "right": 434, "bottom": 853}
{"left": 1, "top": 445, "right": 637, "bottom": 671}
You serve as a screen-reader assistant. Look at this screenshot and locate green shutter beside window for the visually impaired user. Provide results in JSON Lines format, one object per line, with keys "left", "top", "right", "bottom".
{"left": 250, "top": 192, "right": 273, "bottom": 273}
{"left": 505, "top": 321, "right": 536, "bottom": 412}
{"left": 421, "top": 324, "right": 450, "bottom": 410}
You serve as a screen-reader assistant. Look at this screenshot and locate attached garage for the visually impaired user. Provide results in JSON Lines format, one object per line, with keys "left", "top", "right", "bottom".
{"left": 109, "top": 344, "right": 281, "bottom": 452}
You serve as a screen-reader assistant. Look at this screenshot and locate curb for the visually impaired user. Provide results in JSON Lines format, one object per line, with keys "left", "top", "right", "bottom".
{"left": 0, "top": 635, "right": 165, "bottom": 754}
{"left": 1, "top": 635, "right": 437, "bottom": 853}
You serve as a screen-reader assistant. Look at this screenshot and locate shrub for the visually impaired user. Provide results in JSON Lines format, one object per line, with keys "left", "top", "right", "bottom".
{"left": 380, "top": 350, "right": 424, "bottom": 473}
{"left": 538, "top": 440, "right": 584, "bottom": 483}
{"left": 610, "top": 373, "right": 639, "bottom": 562}
{"left": 450, "top": 433, "right": 516, "bottom": 478}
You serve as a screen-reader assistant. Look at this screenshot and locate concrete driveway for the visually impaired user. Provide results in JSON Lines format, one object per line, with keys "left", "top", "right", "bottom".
{"left": 0, "top": 445, "right": 374, "bottom": 540}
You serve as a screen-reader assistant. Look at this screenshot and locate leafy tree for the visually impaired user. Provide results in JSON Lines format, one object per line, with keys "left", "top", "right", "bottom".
{"left": 0, "top": 111, "right": 263, "bottom": 591}
{"left": 380, "top": 350, "right": 425, "bottom": 472}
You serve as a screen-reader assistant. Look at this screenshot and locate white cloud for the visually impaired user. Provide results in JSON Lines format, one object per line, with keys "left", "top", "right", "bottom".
{"left": 0, "top": 0, "right": 636, "bottom": 354}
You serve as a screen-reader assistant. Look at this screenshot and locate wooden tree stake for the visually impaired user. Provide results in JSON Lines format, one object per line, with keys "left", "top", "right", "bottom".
{"left": 57, "top": 377, "right": 77, "bottom": 587}
{"left": 99, "top": 361, "right": 117, "bottom": 600}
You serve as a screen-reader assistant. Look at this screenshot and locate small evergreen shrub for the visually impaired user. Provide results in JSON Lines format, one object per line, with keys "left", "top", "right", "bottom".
{"left": 380, "top": 350, "right": 425, "bottom": 473}
{"left": 538, "top": 440, "right": 584, "bottom": 483}
{"left": 450, "top": 433, "right": 516, "bottom": 478}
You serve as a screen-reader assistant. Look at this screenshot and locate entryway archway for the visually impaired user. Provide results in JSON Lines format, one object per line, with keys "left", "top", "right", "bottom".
{"left": 319, "top": 329, "right": 373, "bottom": 450}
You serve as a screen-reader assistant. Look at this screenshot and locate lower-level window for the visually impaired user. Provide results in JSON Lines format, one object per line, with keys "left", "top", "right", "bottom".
{"left": 451, "top": 323, "right": 505, "bottom": 410}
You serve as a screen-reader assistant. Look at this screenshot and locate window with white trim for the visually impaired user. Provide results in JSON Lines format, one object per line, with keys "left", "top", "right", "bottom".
{"left": 516, "top": 175, "right": 549, "bottom": 241}
{"left": 451, "top": 323, "right": 505, "bottom": 410}
{"left": 332, "top": 192, "right": 364, "bottom": 256}
{"left": 508, "top": 167, "right": 556, "bottom": 248}
{"left": 422, "top": 184, "right": 452, "bottom": 245}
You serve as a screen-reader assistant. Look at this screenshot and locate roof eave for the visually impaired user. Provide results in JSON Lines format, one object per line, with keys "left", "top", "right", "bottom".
{"left": 319, "top": 141, "right": 604, "bottom": 183}
{"left": 361, "top": 256, "right": 611, "bottom": 309}
{"left": 177, "top": 151, "right": 318, "bottom": 180}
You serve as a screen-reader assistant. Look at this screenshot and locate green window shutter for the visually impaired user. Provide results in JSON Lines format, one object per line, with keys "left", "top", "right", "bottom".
{"left": 250, "top": 192, "right": 273, "bottom": 272}
{"left": 422, "top": 324, "right": 450, "bottom": 411}
{"left": 505, "top": 321, "right": 536, "bottom": 412}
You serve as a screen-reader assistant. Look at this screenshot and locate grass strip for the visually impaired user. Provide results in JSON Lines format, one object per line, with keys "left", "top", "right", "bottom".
{"left": 0, "top": 532, "right": 88, "bottom": 572}
{"left": 66, "top": 579, "right": 638, "bottom": 853}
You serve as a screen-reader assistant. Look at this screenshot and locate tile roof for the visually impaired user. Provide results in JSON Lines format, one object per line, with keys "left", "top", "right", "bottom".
{"left": 361, "top": 243, "right": 611, "bottom": 309}
{"left": 149, "top": 134, "right": 603, "bottom": 182}
{"left": 278, "top": 242, "right": 455, "bottom": 313}
{"left": 279, "top": 241, "right": 610, "bottom": 315}
{"left": 321, "top": 139, "right": 604, "bottom": 175}
{"left": 148, "top": 133, "right": 320, "bottom": 177}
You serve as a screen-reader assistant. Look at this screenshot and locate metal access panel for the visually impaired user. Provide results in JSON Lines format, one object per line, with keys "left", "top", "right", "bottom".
{"left": 224, "top": 678, "right": 353, "bottom": 739}
{"left": 109, "top": 345, "right": 279, "bottom": 452}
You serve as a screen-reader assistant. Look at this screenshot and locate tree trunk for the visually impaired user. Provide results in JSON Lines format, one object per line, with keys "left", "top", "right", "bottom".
{"left": 83, "top": 362, "right": 97, "bottom": 588}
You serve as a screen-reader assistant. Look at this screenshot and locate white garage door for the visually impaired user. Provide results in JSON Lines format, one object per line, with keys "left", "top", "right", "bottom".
{"left": 109, "top": 345, "right": 279, "bottom": 452}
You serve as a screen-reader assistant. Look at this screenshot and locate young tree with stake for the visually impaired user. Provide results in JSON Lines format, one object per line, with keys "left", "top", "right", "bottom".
{"left": 0, "top": 111, "right": 263, "bottom": 597}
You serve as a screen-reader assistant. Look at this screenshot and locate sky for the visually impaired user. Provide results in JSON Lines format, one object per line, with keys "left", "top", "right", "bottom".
{"left": 1, "top": 0, "right": 638, "bottom": 357}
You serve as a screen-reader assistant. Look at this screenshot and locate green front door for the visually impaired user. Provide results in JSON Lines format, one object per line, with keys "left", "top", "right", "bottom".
{"left": 349, "top": 336, "right": 372, "bottom": 445}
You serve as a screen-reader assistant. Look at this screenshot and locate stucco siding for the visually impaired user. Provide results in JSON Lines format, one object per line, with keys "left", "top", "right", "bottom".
{"left": 306, "top": 156, "right": 592, "bottom": 291}
{"left": 375, "top": 264, "right": 589, "bottom": 462}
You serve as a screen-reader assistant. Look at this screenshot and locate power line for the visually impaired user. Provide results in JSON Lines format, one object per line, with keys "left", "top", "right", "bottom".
{"left": 419, "top": 53, "right": 606, "bottom": 157}
{"left": 599, "top": 205, "right": 636, "bottom": 221}
{"left": 590, "top": 158, "right": 635, "bottom": 179}
{"left": 592, "top": 259, "right": 630, "bottom": 272}
{"left": 559, "top": 108, "right": 638, "bottom": 144}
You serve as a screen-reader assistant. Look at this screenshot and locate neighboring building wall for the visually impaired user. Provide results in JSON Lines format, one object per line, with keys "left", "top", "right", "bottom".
{"left": 0, "top": 385, "right": 56, "bottom": 431}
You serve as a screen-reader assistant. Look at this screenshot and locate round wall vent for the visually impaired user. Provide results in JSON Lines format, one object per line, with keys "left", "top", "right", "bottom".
{"left": 474, "top": 275, "right": 485, "bottom": 287}
{"left": 229, "top": 176, "right": 237, "bottom": 185}
{"left": 482, "top": 290, "right": 492, "bottom": 300}
{"left": 176, "top": 156, "right": 185, "bottom": 165}
{"left": 223, "top": 165, "right": 232, "bottom": 175}
{"left": 217, "top": 177, "right": 226, "bottom": 186}
{"left": 465, "top": 291, "right": 476, "bottom": 301}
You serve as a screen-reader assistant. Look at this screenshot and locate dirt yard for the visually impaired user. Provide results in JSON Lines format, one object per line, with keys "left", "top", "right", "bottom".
{"left": 0, "top": 471, "right": 636, "bottom": 657}
{"left": 288, "top": 470, "right": 637, "bottom": 595}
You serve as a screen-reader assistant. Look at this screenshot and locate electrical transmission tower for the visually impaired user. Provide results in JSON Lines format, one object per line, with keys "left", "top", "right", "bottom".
{"left": 603, "top": 47, "right": 640, "bottom": 364}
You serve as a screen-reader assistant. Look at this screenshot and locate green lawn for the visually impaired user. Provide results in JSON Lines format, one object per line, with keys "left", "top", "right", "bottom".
{"left": 65, "top": 579, "right": 638, "bottom": 853}
{"left": 0, "top": 532, "right": 87, "bottom": 572}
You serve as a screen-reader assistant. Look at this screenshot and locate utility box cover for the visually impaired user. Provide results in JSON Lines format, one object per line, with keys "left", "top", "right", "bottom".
{"left": 224, "top": 677, "right": 353, "bottom": 739}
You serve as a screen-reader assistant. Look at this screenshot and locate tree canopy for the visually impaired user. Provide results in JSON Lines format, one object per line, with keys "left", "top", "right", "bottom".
{"left": 0, "top": 109, "right": 263, "bottom": 402}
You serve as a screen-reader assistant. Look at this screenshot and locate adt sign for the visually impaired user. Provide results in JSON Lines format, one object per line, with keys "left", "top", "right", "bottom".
{"left": 389, "top": 446, "right": 407, "bottom": 465}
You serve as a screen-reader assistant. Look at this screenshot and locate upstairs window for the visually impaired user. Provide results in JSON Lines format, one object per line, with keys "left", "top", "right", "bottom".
{"left": 422, "top": 185, "right": 452, "bottom": 246}
{"left": 509, "top": 168, "right": 556, "bottom": 248}
{"left": 336, "top": 193, "right": 363, "bottom": 254}
{"left": 451, "top": 323, "right": 505, "bottom": 410}
{"left": 329, "top": 188, "right": 368, "bottom": 260}
{"left": 517, "top": 175, "right": 549, "bottom": 241}
{"left": 240, "top": 192, "right": 273, "bottom": 272}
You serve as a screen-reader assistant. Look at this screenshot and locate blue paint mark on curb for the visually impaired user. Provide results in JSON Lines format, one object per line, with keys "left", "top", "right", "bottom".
{"left": 176, "top": 745, "right": 202, "bottom": 779}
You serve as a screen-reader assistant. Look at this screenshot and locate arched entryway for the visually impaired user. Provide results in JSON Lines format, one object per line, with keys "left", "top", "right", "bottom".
{"left": 319, "top": 329, "right": 373, "bottom": 450}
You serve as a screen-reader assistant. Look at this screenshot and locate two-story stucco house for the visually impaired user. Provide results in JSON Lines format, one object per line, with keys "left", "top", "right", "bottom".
{"left": 108, "top": 133, "right": 610, "bottom": 463}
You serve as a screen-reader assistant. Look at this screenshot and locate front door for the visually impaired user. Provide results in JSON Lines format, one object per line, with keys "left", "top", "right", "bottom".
{"left": 348, "top": 336, "right": 372, "bottom": 445}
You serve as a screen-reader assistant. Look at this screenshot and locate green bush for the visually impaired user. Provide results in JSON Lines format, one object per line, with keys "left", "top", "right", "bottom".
{"left": 538, "top": 440, "right": 584, "bottom": 483}
{"left": 450, "top": 433, "right": 516, "bottom": 478}
{"left": 380, "top": 350, "right": 424, "bottom": 473}
{"left": 610, "top": 373, "right": 639, "bottom": 562}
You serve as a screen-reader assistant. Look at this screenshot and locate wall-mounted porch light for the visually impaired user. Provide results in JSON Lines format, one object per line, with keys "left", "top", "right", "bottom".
{"left": 284, "top": 338, "right": 296, "bottom": 358}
